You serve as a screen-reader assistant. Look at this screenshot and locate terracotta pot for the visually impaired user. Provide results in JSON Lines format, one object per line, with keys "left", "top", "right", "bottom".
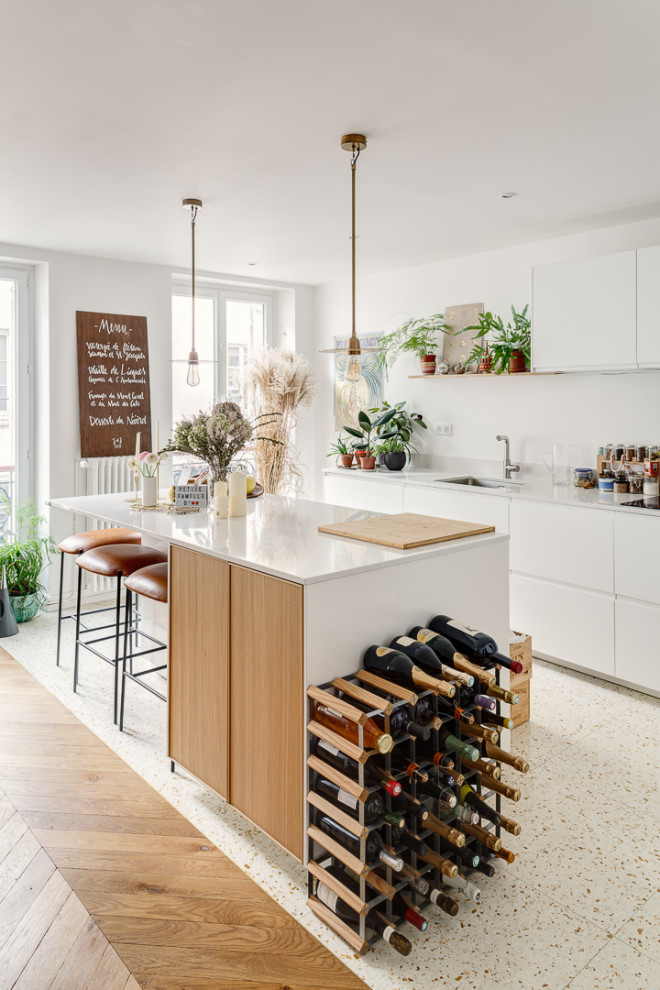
{"left": 354, "top": 449, "right": 367, "bottom": 463}
{"left": 339, "top": 453, "right": 353, "bottom": 468}
{"left": 360, "top": 455, "right": 376, "bottom": 470}
{"left": 420, "top": 354, "right": 436, "bottom": 375}
{"left": 508, "top": 349, "right": 527, "bottom": 373}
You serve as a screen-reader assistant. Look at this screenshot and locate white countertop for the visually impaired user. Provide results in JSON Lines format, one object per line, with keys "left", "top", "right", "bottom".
{"left": 50, "top": 492, "right": 508, "bottom": 586}
{"left": 323, "top": 466, "right": 659, "bottom": 516}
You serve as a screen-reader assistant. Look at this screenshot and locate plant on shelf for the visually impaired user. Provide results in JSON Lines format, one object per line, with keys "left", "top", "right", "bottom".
{"left": 376, "top": 313, "right": 454, "bottom": 376}
{"left": 464, "top": 305, "right": 531, "bottom": 374}
{"left": 344, "top": 408, "right": 398, "bottom": 470}
{"left": 327, "top": 433, "right": 354, "bottom": 469}
{"left": 0, "top": 498, "right": 57, "bottom": 622}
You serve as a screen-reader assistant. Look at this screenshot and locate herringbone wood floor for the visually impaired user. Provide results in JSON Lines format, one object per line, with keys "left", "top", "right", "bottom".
{"left": 0, "top": 650, "right": 368, "bottom": 990}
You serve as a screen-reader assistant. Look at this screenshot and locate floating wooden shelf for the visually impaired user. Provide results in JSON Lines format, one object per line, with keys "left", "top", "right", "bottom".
{"left": 408, "top": 371, "right": 559, "bottom": 379}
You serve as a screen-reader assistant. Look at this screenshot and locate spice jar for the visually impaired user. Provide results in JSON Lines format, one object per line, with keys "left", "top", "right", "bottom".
{"left": 650, "top": 445, "right": 659, "bottom": 460}
{"left": 614, "top": 472, "right": 628, "bottom": 494}
{"left": 603, "top": 443, "right": 613, "bottom": 461}
{"left": 630, "top": 474, "right": 644, "bottom": 494}
{"left": 574, "top": 468, "right": 595, "bottom": 489}
{"left": 644, "top": 476, "right": 660, "bottom": 496}
{"left": 598, "top": 472, "right": 615, "bottom": 492}
{"left": 614, "top": 444, "right": 625, "bottom": 462}
{"left": 624, "top": 444, "right": 635, "bottom": 462}
{"left": 636, "top": 445, "right": 647, "bottom": 462}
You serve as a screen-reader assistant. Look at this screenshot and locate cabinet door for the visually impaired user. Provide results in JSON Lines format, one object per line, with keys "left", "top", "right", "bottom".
{"left": 509, "top": 500, "right": 614, "bottom": 592}
{"left": 403, "top": 485, "right": 509, "bottom": 533}
{"left": 532, "top": 250, "right": 636, "bottom": 371}
{"left": 615, "top": 598, "right": 660, "bottom": 692}
{"left": 614, "top": 512, "right": 660, "bottom": 605}
{"left": 169, "top": 546, "right": 230, "bottom": 798}
{"left": 323, "top": 473, "right": 404, "bottom": 514}
{"left": 510, "top": 573, "right": 614, "bottom": 676}
{"left": 230, "top": 565, "right": 304, "bottom": 860}
{"left": 637, "top": 245, "right": 660, "bottom": 366}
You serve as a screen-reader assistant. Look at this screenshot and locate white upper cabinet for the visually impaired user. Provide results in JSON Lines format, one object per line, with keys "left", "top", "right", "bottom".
{"left": 532, "top": 250, "right": 637, "bottom": 371}
{"left": 636, "top": 245, "right": 660, "bottom": 366}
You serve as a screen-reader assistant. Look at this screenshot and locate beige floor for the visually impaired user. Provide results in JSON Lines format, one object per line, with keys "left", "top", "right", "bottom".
{"left": 4, "top": 605, "right": 660, "bottom": 990}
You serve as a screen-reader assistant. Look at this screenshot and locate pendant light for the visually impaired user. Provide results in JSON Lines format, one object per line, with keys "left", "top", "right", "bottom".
{"left": 183, "top": 197, "right": 202, "bottom": 386}
{"left": 320, "top": 134, "right": 379, "bottom": 355}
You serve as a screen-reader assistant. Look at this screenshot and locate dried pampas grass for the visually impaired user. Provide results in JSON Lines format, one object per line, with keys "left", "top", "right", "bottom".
{"left": 244, "top": 347, "right": 317, "bottom": 494}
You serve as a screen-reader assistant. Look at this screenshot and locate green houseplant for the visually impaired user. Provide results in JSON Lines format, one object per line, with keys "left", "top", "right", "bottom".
{"left": 377, "top": 314, "right": 454, "bottom": 376}
{"left": 0, "top": 499, "right": 57, "bottom": 622}
{"left": 368, "top": 400, "right": 427, "bottom": 468}
{"left": 344, "top": 408, "right": 398, "bottom": 470}
{"left": 464, "top": 305, "right": 531, "bottom": 374}
{"left": 374, "top": 437, "right": 407, "bottom": 472}
{"left": 327, "top": 433, "right": 354, "bottom": 469}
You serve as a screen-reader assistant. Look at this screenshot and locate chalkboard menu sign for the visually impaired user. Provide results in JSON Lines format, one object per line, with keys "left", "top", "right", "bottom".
{"left": 76, "top": 311, "right": 152, "bottom": 458}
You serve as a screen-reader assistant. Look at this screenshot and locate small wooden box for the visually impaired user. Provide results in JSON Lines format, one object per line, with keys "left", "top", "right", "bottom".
{"left": 509, "top": 632, "right": 532, "bottom": 727}
{"left": 510, "top": 677, "right": 531, "bottom": 728}
{"left": 509, "top": 632, "right": 532, "bottom": 681}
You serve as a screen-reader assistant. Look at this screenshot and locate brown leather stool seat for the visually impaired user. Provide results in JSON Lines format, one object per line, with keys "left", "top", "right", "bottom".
{"left": 59, "top": 526, "right": 141, "bottom": 555}
{"left": 124, "top": 563, "right": 168, "bottom": 603}
{"left": 76, "top": 544, "right": 167, "bottom": 578}
{"left": 56, "top": 527, "right": 142, "bottom": 667}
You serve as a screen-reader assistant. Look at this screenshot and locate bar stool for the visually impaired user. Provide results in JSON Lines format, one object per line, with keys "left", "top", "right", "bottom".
{"left": 56, "top": 527, "right": 141, "bottom": 667}
{"left": 119, "top": 562, "right": 168, "bottom": 733}
{"left": 74, "top": 544, "right": 167, "bottom": 723}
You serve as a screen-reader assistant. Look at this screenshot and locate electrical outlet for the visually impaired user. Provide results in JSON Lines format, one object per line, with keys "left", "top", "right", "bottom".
{"left": 432, "top": 422, "right": 453, "bottom": 436}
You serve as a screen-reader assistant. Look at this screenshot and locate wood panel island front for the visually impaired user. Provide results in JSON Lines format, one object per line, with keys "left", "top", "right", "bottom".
{"left": 50, "top": 492, "right": 510, "bottom": 863}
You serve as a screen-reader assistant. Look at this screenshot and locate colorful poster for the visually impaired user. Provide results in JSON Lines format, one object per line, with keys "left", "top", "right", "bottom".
{"left": 333, "top": 333, "right": 385, "bottom": 431}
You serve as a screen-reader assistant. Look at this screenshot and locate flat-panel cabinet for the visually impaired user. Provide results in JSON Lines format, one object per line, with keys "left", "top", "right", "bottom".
{"left": 323, "top": 474, "right": 404, "bottom": 514}
{"left": 510, "top": 500, "right": 614, "bottom": 593}
{"left": 403, "top": 485, "right": 509, "bottom": 533}
{"left": 532, "top": 250, "right": 637, "bottom": 371}
{"left": 614, "top": 512, "right": 660, "bottom": 605}
{"left": 510, "top": 573, "right": 615, "bottom": 676}
{"left": 615, "top": 598, "right": 660, "bottom": 692}
{"left": 636, "top": 245, "right": 660, "bottom": 366}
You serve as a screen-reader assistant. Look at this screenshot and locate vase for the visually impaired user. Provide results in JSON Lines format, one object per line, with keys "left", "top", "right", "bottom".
{"left": 142, "top": 476, "right": 158, "bottom": 507}
{"left": 420, "top": 354, "right": 436, "bottom": 375}
{"left": 385, "top": 451, "right": 406, "bottom": 471}
{"left": 10, "top": 592, "right": 40, "bottom": 623}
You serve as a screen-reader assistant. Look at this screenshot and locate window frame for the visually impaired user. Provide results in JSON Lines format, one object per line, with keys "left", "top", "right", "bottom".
{"left": 0, "top": 265, "right": 33, "bottom": 508}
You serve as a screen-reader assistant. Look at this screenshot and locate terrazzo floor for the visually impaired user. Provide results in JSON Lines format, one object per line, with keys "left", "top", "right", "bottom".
{"left": 3, "top": 605, "right": 659, "bottom": 990}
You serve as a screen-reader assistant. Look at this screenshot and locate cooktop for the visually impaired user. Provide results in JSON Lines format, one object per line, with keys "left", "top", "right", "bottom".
{"left": 621, "top": 497, "right": 660, "bottom": 510}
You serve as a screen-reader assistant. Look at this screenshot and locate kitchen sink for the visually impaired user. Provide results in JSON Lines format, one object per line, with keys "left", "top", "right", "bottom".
{"left": 435, "top": 476, "right": 524, "bottom": 489}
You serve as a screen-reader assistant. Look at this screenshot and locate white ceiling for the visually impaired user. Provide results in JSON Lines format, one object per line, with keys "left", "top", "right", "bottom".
{"left": 3, "top": 0, "right": 660, "bottom": 285}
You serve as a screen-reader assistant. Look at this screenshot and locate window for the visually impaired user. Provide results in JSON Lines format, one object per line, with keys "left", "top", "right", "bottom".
{"left": 0, "top": 333, "right": 8, "bottom": 413}
{"left": 0, "top": 267, "right": 32, "bottom": 535}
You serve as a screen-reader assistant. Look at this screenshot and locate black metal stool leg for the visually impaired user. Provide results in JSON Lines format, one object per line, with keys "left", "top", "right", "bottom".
{"left": 170, "top": 761, "right": 175, "bottom": 773}
{"left": 119, "top": 588, "right": 132, "bottom": 732}
{"left": 113, "top": 571, "right": 122, "bottom": 724}
{"left": 56, "top": 551, "right": 65, "bottom": 666}
{"left": 72, "top": 562, "right": 83, "bottom": 692}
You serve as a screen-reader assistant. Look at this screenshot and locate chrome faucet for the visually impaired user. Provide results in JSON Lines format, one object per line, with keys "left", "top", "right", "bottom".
{"left": 496, "top": 434, "right": 520, "bottom": 480}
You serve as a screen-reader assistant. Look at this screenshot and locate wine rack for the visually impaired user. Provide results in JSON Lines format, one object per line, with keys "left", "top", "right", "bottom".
{"left": 305, "top": 638, "right": 524, "bottom": 955}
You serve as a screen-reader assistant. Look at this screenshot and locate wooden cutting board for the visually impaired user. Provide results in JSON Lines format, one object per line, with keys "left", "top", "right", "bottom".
{"left": 318, "top": 512, "right": 495, "bottom": 549}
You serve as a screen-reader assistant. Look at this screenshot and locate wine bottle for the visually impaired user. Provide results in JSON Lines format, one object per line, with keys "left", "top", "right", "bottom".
{"left": 412, "top": 696, "right": 436, "bottom": 725}
{"left": 372, "top": 753, "right": 429, "bottom": 784}
{"left": 484, "top": 740, "right": 530, "bottom": 774}
{"left": 499, "top": 812, "right": 521, "bottom": 837}
{"left": 345, "top": 696, "right": 431, "bottom": 742}
{"left": 461, "top": 688, "right": 497, "bottom": 712}
{"left": 461, "top": 722, "right": 499, "bottom": 745}
{"left": 417, "top": 781, "right": 458, "bottom": 811}
{"left": 460, "top": 756, "right": 501, "bottom": 781}
{"left": 398, "top": 861, "right": 430, "bottom": 895}
{"left": 453, "top": 802, "right": 480, "bottom": 825}
{"left": 485, "top": 683, "right": 519, "bottom": 706}
{"left": 311, "top": 738, "right": 402, "bottom": 796}
{"left": 316, "top": 813, "right": 404, "bottom": 871}
{"left": 441, "top": 871, "right": 482, "bottom": 903}
{"left": 494, "top": 846, "right": 515, "bottom": 864}
{"left": 435, "top": 696, "right": 475, "bottom": 725}
{"left": 315, "top": 777, "right": 404, "bottom": 828}
{"left": 391, "top": 788, "right": 429, "bottom": 824}
{"left": 459, "top": 820, "right": 501, "bottom": 852}
{"left": 455, "top": 846, "right": 480, "bottom": 869}
{"left": 417, "top": 846, "right": 458, "bottom": 878}
{"left": 428, "top": 886, "right": 459, "bottom": 916}
{"left": 461, "top": 785, "right": 500, "bottom": 827}
{"left": 312, "top": 700, "right": 394, "bottom": 753}
{"left": 408, "top": 625, "right": 468, "bottom": 667}
{"left": 427, "top": 615, "right": 524, "bottom": 674}
{"left": 474, "top": 857, "right": 495, "bottom": 878}
{"left": 363, "top": 645, "right": 450, "bottom": 694}
{"left": 436, "top": 730, "right": 480, "bottom": 763}
{"left": 390, "top": 889, "right": 428, "bottom": 932}
{"left": 387, "top": 637, "right": 457, "bottom": 697}
{"left": 482, "top": 711, "right": 514, "bottom": 731}
{"left": 390, "top": 826, "right": 429, "bottom": 858}
{"left": 484, "top": 775, "right": 521, "bottom": 803}
{"left": 313, "top": 878, "right": 411, "bottom": 954}
{"left": 425, "top": 812, "right": 465, "bottom": 847}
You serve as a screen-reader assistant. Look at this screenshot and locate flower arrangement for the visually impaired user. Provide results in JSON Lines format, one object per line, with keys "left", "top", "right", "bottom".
{"left": 161, "top": 402, "right": 254, "bottom": 484}
{"left": 128, "top": 450, "right": 167, "bottom": 478}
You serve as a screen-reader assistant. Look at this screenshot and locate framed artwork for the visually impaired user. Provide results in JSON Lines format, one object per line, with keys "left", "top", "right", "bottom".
{"left": 442, "top": 303, "right": 484, "bottom": 369}
{"left": 333, "top": 333, "right": 385, "bottom": 430}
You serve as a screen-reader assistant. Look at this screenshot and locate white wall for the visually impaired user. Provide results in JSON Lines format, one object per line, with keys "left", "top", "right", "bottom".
{"left": 313, "top": 215, "right": 660, "bottom": 482}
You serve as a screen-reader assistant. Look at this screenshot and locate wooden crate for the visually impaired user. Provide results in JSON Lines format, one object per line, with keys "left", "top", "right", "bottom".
{"left": 510, "top": 677, "right": 531, "bottom": 728}
{"left": 509, "top": 632, "right": 532, "bottom": 727}
{"left": 509, "top": 632, "right": 533, "bottom": 681}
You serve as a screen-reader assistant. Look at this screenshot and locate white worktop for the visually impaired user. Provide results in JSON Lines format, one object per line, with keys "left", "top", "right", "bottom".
{"left": 50, "top": 491, "right": 508, "bottom": 586}
{"left": 323, "top": 466, "right": 658, "bottom": 517}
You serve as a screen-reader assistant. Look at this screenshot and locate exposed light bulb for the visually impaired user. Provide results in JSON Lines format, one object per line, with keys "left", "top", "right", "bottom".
{"left": 186, "top": 349, "right": 200, "bottom": 387}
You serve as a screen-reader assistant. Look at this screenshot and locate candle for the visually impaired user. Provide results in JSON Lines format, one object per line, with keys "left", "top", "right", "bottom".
{"left": 214, "top": 494, "right": 229, "bottom": 518}
{"left": 135, "top": 432, "right": 141, "bottom": 460}
{"left": 228, "top": 470, "right": 247, "bottom": 517}
{"left": 134, "top": 431, "right": 141, "bottom": 498}
{"left": 214, "top": 480, "right": 228, "bottom": 497}
{"left": 155, "top": 419, "right": 159, "bottom": 453}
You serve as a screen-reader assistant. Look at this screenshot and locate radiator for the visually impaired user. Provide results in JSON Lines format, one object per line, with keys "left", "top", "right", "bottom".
{"left": 74, "top": 456, "right": 135, "bottom": 596}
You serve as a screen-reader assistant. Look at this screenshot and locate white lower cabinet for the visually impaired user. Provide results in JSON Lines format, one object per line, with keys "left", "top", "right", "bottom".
{"left": 614, "top": 512, "right": 660, "bottom": 605}
{"left": 510, "top": 573, "right": 615, "bottom": 676}
{"left": 323, "top": 474, "right": 404, "bottom": 514}
{"left": 403, "top": 486, "right": 509, "bottom": 533}
{"left": 615, "top": 598, "right": 660, "bottom": 692}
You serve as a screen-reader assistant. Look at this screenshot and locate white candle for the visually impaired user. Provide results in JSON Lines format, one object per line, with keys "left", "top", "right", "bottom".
{"left": 228, "top": 470, "right": 247, "bottom": 517}
{"left": 214, "top": 480, "right": 228, "bottom": 497}
{"left": 155, "top": 419, "right": 159, "bottom": 453}
{"left": 214, "top": 494, "right": 229, "bottom": 518}
{"left": 135, "top": 431, "right": 141, "bottom": 460}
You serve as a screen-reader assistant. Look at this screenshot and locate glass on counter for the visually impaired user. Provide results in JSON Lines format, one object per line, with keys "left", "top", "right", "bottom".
{"left": 624, "top": 444, "right": 635, "bottom": 462}
{"left": 603, "top": 443, "right": 614, "bottom": 460}
{"left": 650, "top": 445, "right": 659, "bottom": 459}
{"left": 574, "top": 468, "right": 595, "bottom": 489}
{"left": 614, "top": 444, "right": 625, "bottom": 462}
{"left": 643, "top": 477, "right": 660, "bottom": 496}
{"left": 614, "top": 472, "right": 628, "bottom": 494}
{"left": 630, "top": 474, "right": 644, "bottom": 494}
{"left": 636, "top": 445, "right": 647, "bottom": 462}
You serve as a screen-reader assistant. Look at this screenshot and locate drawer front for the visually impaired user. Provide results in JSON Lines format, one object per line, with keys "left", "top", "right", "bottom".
{"left": 323, "top": 475, "right": 403, "bottom": 514}
{"left": 510, "top": 573, "right": 614, "bottom": 676}
{"left": 614, "top": 513, "right": 660, "bottom": 605}
{"left": 509, "top": 500, "right": 614, "bottom": 592}
{"left": 403, "top": 486, "right": 509, "bottom": 533}
{"left": 615, "top": 598, "right": 660, "bottom": 692}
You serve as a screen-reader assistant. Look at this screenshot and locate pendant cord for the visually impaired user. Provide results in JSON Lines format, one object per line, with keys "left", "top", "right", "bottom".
{"left": 190, "top": 205, "right": 197, "bottom": 353}
{"left": 350, "top": 144, "right": 360, "bottom": 341}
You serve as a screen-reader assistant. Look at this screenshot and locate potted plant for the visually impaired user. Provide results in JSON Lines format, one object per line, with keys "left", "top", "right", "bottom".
{"left": 464, "top": 305, "right": 531, "bottom": 374}
{"left": 345, "top": 409, "right": 398, "bottom": 470}
{"left": 327, "top": 434, "right": 354, "bottom": 469}
{"left": 369, "top": 400, "right": 427, "bottom": 467}
{"left": 376, "top": 314, "right": 454, "bottom": 377}
{"left": 0, "top": 499, "right": 57, "bottom": 622}
{"left": 376, "top": 437, "right": 408, "bottom": 471}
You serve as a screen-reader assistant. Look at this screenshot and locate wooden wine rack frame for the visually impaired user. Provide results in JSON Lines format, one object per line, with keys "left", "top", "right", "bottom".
{"left": 305, "top": 659, "right": 506, "bottom": 954}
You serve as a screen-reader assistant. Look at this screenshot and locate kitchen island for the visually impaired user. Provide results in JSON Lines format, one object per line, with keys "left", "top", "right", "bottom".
{"left": 50, "top": 492, "right": 510, "bottom": 861}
